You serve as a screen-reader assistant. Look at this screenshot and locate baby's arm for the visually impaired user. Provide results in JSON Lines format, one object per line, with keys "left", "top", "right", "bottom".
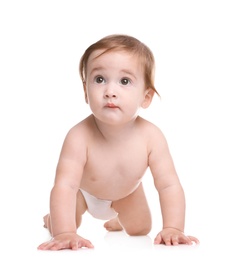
{"left": 148, "top": 127, "right": 199, "bottom": 245}
{"left": 38, "top": 126, "right": 94, "bottom": 250}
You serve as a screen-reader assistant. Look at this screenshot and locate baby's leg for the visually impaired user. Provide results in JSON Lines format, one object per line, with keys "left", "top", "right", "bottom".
{"left": 75, "top": 189, "right": 87, "bottom": 228}
{"left": 107, "top": 183, "right": 152, "bottom": 235}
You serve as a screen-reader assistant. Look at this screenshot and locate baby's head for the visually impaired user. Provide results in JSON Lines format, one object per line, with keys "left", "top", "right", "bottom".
{"left": 79, "top": 34, "right": 159, "bottom": 96}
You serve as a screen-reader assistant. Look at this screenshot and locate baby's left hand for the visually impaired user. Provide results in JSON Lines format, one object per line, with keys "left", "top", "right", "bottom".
{"left": 154, "top": 227, "right": 199, "bottom": 246}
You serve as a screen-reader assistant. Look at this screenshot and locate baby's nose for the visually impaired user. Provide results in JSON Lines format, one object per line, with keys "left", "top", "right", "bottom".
{"left": 104, "top": 84, "right": 117, "bottom": 98}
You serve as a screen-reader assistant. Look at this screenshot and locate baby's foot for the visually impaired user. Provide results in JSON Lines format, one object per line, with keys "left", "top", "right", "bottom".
{"left": 43, "top": 214, "right": 49, "bottom": 228}
{"left": 104, "top": 218, "right": 123, "bottom": 231}
{"left": 43, "top": 214, "right": 51, "bottom": 233}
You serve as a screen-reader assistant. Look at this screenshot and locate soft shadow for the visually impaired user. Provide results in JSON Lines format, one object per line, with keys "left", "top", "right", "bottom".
{"left": 104, "top": 231, "right": 153, "bottom": 249}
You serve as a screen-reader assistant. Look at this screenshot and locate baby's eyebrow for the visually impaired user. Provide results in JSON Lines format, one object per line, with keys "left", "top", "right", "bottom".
{"left": 120, "top": 69, "right": 137, "bottom": 79}
{"left": 88, "top": 67, "right": 137, "bottom": 80}
{"left": 89, "top": 67, "right": 105, "bottom": 76}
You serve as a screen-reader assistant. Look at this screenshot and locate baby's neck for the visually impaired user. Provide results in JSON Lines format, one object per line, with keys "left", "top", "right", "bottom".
{"left": 92, "top": 115, "right": 139, "bottom": 142}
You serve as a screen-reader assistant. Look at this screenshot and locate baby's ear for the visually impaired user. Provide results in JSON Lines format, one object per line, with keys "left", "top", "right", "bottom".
{"left": 141, "top": 89, "right": 154, "bottom": 108}
{"left": 83, "top": 81, "right": 89, "bottom": 103}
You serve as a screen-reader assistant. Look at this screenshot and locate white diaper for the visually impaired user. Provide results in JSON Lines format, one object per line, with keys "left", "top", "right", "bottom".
{"left": 79, "top": 189, "right": 118, "bottom": 220}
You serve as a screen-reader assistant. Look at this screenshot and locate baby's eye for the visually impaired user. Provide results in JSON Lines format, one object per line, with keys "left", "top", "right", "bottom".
{"left": 120, "top": 78, "right": 130, "bottom": 85}
{"left": 95, "top": 76, "right": 105, "bottom": 84}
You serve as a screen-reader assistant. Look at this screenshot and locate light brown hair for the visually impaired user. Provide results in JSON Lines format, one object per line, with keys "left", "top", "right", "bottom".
{"left": 79, "top": 34, "right": 159, "bottom": 96}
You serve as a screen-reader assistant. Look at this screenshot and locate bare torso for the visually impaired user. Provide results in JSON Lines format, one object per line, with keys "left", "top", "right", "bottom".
{"left": 78, "top": 115, "right": 151, "bottom": 201}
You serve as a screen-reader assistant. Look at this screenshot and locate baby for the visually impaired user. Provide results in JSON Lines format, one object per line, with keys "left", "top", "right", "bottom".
{"left": 38, "top": 34, "right": 199, "bottom": 250}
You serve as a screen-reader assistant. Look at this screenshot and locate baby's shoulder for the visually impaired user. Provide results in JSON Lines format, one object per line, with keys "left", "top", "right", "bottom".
{"left": 138, "top": 117, "right": 163, "bottom": 134}
{"left": 65, "top": 115, "right": 94, "bottom": 140}
{"left": 138, "top": 117, "right": 167, "bottom": 144}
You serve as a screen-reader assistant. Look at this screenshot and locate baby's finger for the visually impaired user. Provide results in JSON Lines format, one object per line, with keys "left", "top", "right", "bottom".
{"left": 187, "top": 235, "right": 200, "bottom": 244}
{"left": 154, "top": 233, "right": 163, "bottom": 244}
{"left": 37, "top": 241, "right": 53, "bottom": 250}
{"left": 78, "top": 239, "right": 94, "bottom": 249}
{"left": 171, "top": 235, "right": 179, "bottom": 245}
{"left": 164, "top": 236, "right": 172, "bottom": 246}
{"left": 38, "top": 241, "right": 62, "bottom": 250}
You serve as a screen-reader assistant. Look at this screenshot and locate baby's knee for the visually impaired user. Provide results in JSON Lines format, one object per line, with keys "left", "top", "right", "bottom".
{"left": 126, "top": 223, "right": 152, "bottom": 236}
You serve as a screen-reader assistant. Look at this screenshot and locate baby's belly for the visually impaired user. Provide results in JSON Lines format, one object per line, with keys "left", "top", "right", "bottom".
{"left": 80, "top": 171, "right": 144, "bottom": 201}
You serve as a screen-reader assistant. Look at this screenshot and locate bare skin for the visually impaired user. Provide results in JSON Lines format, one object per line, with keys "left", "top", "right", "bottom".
{"left": 104, "top": 218, "right": 123, "bottom": 232}
{"left": 38, "top": 49, "right": 199, "bottom": 250}
{"left": 38, "top": 115, "right": 199, "bottom": 249}
{"left": 44, "top": 214, "right": 123, "bottom": 233}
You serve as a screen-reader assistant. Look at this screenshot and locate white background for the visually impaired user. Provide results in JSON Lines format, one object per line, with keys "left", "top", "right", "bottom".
{"left": 0, "top": 0, "right": 237, "bottom": 259}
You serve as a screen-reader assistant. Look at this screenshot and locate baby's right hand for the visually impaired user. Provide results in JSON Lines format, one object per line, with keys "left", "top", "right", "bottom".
{"left": 37, "top": 232, "right": 94, "bottom": 250}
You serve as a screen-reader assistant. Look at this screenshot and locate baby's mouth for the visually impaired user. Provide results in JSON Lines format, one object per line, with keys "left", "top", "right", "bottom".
{"left": 106, "top": 103, "right": 118, "bottom": 108}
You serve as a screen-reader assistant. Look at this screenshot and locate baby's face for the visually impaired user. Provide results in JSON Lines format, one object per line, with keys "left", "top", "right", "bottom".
{"left": 84, "top": 50, "right": 150, "bottom": 125}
